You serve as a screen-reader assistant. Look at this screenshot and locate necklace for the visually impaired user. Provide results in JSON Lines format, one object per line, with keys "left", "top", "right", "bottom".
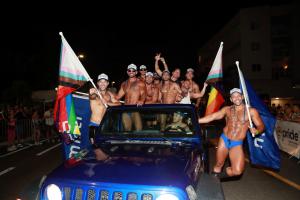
{"left": 231, "top": 105, "right": 246, "bottom": 137}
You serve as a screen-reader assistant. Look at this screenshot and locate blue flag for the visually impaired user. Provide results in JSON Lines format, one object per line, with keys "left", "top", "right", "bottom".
{"left": 244, "top": 80, "right": 281, "bottom": 170}
{"left": 61, "top": 93, "right": 92, "bottom": 160}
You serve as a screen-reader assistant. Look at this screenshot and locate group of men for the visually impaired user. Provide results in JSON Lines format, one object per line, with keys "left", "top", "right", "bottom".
{"left": 87, "top": 54, "right": 265, "bottom": 179}
{"left": 88, "top": 54, "right": 209, "bottom": 139}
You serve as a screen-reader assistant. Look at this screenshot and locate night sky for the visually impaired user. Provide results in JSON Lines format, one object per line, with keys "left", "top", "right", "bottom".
{"left": 0, "top": 1, "right": 292, "bottom": 101}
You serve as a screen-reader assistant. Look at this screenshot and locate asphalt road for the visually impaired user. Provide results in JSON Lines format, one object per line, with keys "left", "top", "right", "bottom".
{"left": 0, "top": 141, "right": 63, "bottom": 200}
{"left": 0, "top": 140, "right": 299, "bottom": 200}
{"left": 209, "top": 147, "right": 300, "bottom": 200}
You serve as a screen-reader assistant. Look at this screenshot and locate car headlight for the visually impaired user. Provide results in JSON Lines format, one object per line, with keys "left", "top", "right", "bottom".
{"left": 46, "top": 184, "right": 62, "bottom": 200}
{"left": 186, "top": 185, "right": 197, "bottom": 200}
{"left": 156, "top": 194, "right": 179, "bottom": 200}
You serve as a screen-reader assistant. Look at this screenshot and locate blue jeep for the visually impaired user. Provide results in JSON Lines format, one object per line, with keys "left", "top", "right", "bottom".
{"left": 38, "top": 97, "right": 224, "bottom": 200}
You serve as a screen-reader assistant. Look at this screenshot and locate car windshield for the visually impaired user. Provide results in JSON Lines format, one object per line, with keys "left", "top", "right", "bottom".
{"left": 100, "top": 107, "right": 196, "bottom": 137}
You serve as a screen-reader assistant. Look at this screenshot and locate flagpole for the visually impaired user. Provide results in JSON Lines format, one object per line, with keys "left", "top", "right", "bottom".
{"left": 235, "top": 61, "right": 254, "bottom": 137}
{"left": 59, "top": 32, "right": 107, "bottom": 108}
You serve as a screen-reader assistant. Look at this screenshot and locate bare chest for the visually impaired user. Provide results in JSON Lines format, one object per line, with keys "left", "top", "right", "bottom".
{"left": 125, "top": 81, "right": 139, "bottom": 93}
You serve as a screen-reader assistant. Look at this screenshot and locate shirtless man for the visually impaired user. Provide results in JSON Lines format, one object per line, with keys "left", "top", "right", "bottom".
{"left": 160, "top": 70, "right": 182, "bottom": 130}
{"left": 138, "top": 65, "right": 147, "bottom": 82}
{"left": 89, "top": 73, "right": 120, "bottom": 160}
{"left": 154, "top": 53, "right": 181, "bottom": 84}
{"left": 145, "top": 72, "right": 159, "bottom": 104}
{"left": 160, "top": 70, "right": 182, "bottom": 104}
{"left": 198, "top": 88, "right": 265, "bottom": 178}
{"left": 116, "top": 64, "right": 146, "bottom": 131}
{"left": 180, "top": 68, "right": 202, "bottom": 104}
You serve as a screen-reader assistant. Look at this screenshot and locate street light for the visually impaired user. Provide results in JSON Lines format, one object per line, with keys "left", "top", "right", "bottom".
{"left": 283, "top": 64, "right": 288, "bottom": 70}
{"left": 78, "top": 54, "right": 85, "bottom": 59}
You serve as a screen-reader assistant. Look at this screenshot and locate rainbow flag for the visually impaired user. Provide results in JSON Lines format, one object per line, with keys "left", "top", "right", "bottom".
{"left": 205, "top": 85, "right": 225, "bottom": 116}
{"left": 206, "top": 42, "right": 223, "bottom": 83}
{"left": 205, "top": 42, "right": 225, "bottom": 116}
{"left": 54, "top": 32, "right": 91, "bottom": 135}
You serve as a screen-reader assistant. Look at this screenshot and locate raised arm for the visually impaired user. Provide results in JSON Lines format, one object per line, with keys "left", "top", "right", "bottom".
{"left": 160, "top": 57, "right": 169, "bottom": 71}
{"left": 198, "top": 106, "right": 227, "bottom": 124}
{"left": 191, "top": 82, "right": 208, "bottom": 99}
{"left": 249, "top": 108, "right": 265, "bottom": 135}
{"left": 154, "top": 53, "right": 163, "bottom": 77}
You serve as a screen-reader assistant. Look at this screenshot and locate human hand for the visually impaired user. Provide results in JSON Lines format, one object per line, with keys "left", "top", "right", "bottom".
{"left": 89, "top": 88, "right": 97, "bottom": 94}
{"left": 160, "top": 57, "right": 166, "bottom": 63}
{"left": 155, "top": 53, "right": 161, "bottom": 61}
{"left": 176, "top": 94, "right": 183, "bottom": 102}
{"left": 249, "top": 127, "right": 259, "bottom": 137}
{"left": 203, "top": 82, "right": 208, "bottom": 87}
{"left": 137, "top": 101, "right": 144, "bottom": 106}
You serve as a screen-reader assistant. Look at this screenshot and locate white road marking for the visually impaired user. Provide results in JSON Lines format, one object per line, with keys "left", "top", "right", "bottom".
{"left": 0, "top": 167, "right": 15, "bottom": 176}
{"left": 25, "top": 139, "right": 48, "bottom": 146}
{"left": 0, "top": 138, "right": 51, "bottom": 158}
{"left": 245, "top": 158, "right": 300, "bottom": 191}
{"left": 36, "top": 143, "right": 61, "bottom": 156}
{"left": 0, "top": 146, "right": 32, "bottom": 158}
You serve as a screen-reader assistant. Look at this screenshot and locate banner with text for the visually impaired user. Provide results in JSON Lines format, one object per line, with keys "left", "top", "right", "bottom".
{"left": 274, "top": 120, "right": 300, "bottom": 159}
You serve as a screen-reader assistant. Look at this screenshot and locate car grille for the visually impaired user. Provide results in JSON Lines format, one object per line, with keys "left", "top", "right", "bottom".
{"left": 60, "top": 186, "right": 153, "bottom": 200}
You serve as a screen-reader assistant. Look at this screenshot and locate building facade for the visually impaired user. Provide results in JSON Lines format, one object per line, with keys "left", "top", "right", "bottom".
{"left": 198, "top": 3, "right": 300, "bottom": 106}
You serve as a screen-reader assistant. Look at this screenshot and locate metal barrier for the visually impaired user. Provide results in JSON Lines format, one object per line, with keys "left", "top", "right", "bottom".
{"left": 0, "top": 119, "right": 34, "bottom": 143}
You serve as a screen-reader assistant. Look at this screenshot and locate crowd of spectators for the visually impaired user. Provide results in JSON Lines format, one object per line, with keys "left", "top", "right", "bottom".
{"left": 269, "top": 103, "right": 300, "bottom": 123}
{"left": 0, "top": 103, "right": 57, "bottom": 151}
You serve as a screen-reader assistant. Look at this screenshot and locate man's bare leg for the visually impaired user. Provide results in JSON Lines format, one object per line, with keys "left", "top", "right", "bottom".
{"left": 94, "top": 148, "right": 109, "bottom": 161}
{"left": 132, "top": 112, "right": 142, "bottom": 131}
{"left": 226, "top": 145, "right": 245, "bottom": 177}
{"left": 122, "top": 113, "right": 132, "bottom": 131}
{"left": 213, "top": 138, "right": 229, "bottom": 173}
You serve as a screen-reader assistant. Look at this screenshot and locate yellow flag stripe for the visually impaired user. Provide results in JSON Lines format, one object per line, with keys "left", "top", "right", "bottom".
{"left": 207, "top": 87, "right": 218, "bottom": 105}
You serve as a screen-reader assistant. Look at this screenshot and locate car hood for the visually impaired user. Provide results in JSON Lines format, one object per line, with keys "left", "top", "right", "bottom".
{"left": 48, "top": 155, "right": 191, "bottom": 188}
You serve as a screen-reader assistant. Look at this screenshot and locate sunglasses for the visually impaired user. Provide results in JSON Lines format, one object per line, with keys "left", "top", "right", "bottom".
{"left": 127, "top": 69, "right": 136, "bottom": 73}
{"left": 139, "top": 69, "right": 147, "bottom": 71}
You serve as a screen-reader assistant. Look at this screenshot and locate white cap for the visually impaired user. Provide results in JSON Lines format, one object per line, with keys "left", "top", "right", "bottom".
{"left": 139, "top": 65, "right": 147, "bottom": 70}
{"left": 186, "top": 68, "right": 194, "bottom": 73}
{"left": 146, "top": 72, "right": 153, "bottom": 77}
{"left": 98, "top": 73, "right": 109, "bottom": 81}
{"left": 230, "top": 88, "right": 242, "bottom": 95}
{"left": 127, "top": 63, "right": 137, "bottom": 70}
